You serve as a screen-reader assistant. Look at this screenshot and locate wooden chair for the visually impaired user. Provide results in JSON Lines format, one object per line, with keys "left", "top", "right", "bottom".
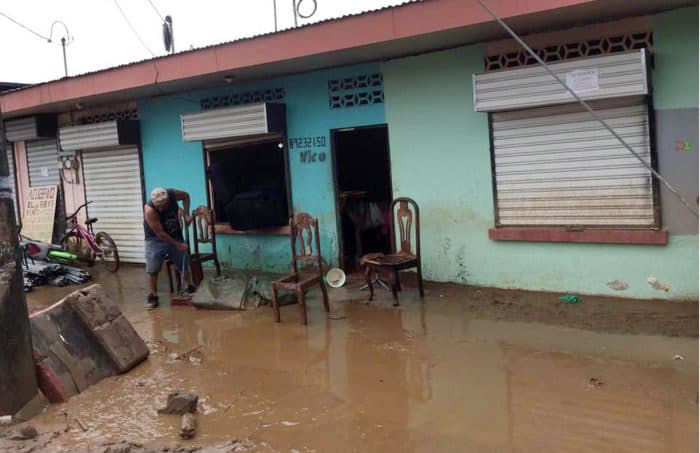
{"left": 191, "top": 205, "right": 222, "bottom": 282}
{"left": 166, "top": 208, "right": 191, "bottom": 293}
{"left": 271, "top": 213, "right": 330, "bottom": 325}
{"left": 360, "top": 197, "right": 424, "bottom": 306}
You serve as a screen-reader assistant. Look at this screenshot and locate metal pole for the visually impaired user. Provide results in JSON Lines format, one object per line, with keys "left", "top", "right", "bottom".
{"left": 273, "top": 0, "right": 278, "bottom": 32}
{"left": 61, "top": 37, "right": 68, "bottom": 77}
{"left": 291, "top": 0, "right": 298, "bottom": 27}
{"left": 0, "top": 103, "right": 38, "bottom": 416}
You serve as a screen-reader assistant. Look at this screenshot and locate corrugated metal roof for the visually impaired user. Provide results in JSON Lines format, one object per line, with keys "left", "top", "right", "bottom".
{"left": 2, "top": 0, "right": 423, "bottom": 95}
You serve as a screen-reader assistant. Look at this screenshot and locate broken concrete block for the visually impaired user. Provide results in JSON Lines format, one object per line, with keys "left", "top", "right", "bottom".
{"left": 65, "top": 285, "right": 122, "bottom": 327}
{"left": 12, "top": 391, "right": 48, "bottom": 422}
{"left": 179, "top": 413, "right": 196, "bottom": 439}
{"left": 91, "top": 316, "right": 150, "bottom": 373}
{"left": 31, "top": 296, "right": 116, "bottom": 402}
{"left": 158, "top": 390, "right": 198, "bottom": 415}
{"left": 67, "top": 284, "right": 149, "bottom": 373}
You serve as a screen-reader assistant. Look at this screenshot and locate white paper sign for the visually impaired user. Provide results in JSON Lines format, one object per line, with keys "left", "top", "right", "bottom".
{"left": 40, "top": 166, "right": 49, "bottom": 177}
{"left": 566, "top": 68, "right": 599, "bottom": 93}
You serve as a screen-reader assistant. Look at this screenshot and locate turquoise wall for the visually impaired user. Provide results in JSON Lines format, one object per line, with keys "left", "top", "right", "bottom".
{"left": 383, "top": 35, "right": 698, "bottom": 299}
{"left": 139, "top": 63, "right": 385, "bottom": 272}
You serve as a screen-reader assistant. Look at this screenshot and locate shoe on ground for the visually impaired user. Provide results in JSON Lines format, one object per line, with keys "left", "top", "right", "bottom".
{"left": 184, "top": 285, "right": 197, "bottom": 295}
{"left": 146, "top": 294, "right": 160, "bottom": 310}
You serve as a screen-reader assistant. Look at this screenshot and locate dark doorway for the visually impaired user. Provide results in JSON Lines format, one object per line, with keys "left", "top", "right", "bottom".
{"left": 333, "top": 125, "right": 392, "bottom": 272}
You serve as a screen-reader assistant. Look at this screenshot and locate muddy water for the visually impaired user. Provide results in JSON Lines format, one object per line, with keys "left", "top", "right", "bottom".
{"left": 22, "top": 266, "right": 699, "bottom": 452}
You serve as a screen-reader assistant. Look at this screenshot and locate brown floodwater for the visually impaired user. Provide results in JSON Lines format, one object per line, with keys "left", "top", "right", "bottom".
{"left": 13, "top": 265, "right": 700, "bottom": 452}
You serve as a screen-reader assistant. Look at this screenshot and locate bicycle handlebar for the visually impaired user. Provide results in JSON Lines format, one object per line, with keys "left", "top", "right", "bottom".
{"left": 66, "top": 200, "right": 93, "bottom": 221}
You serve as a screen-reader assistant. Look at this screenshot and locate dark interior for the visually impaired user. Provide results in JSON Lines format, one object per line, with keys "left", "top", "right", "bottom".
{"left": 206, "top": 141, "right": 289, "bottom": 231}
{"left": 334, "top": 125, "right": 392, "bottom": 271}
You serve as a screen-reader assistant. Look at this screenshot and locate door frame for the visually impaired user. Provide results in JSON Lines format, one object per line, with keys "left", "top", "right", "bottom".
{"left": 330, "top": 123, "right": 393, "bottom": 271}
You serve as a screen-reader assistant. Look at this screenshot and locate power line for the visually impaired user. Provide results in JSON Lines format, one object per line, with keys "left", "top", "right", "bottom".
{"left": 474, "top": 0, "right": 698, "bottom": 218}
{"left": 112, "top": 0, "right": 156, "bottom": 57}
{"left": 146, "top": 0, "right": 165, "bottom": 22}
{"left": 0, "top": 10, "right": 50, "bottom": 42}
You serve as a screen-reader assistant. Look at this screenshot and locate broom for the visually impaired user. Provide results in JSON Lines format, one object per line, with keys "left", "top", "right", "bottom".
{"left": 170, "top": 252, "right": 193, "bottom": 306}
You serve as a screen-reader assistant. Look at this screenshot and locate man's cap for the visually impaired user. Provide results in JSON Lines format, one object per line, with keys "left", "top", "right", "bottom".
{"left": 150, "top": 188, "right": 168, "bottom": 205}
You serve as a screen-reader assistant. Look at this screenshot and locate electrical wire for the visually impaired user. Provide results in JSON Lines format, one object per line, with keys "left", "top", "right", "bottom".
{"left": 0, "top": 10, "right": 50, "bottom": 41}
{"left": 474, "top": 0, "right": 698, "bottom": 218}
{"left": 146, "top": 0, "right": 165, "bottom": 22}
{"left": 112, "top": 0, "right": 156, "bottom": 57}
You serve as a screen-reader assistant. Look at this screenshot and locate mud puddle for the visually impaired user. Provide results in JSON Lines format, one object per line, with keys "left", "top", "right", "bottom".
{"left": 15, "top": 266, "right": 699, "bottom": 452}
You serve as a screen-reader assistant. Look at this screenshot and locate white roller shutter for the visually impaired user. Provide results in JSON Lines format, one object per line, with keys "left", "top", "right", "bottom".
{"left": 82, "top": 146, "right": 145, "bottom": 263}
{"left": 26, "top": 139, "right": 60, "bottom": 187}
{"left": 473, "top": 50, "right": 649, "bottom": 112}
{"left": 492, "top": 97, "right": 655, "bottom": 227}
{"left": 5, "top": 145, "right": 18, "bottom": 219}
{"left": 181, "top": 102, "right": 286, "bottom": 142}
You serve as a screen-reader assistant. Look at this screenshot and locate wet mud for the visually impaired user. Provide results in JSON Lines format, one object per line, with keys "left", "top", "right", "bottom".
{"left": 8, "top": 265, "right": 698, "bottom": 452}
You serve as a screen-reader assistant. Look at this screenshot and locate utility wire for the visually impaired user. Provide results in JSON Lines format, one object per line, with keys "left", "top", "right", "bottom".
{"left": 0, "top": 10, "right": 50, "bottom": 41}
{"left": 474, "top": 0, "right": 698, "bottom": 218}
{"left": 112, "top": 0, "right": 156, "bottom": 57}
{"left": 146, "top": 0, "right": 165, "bottom": 22}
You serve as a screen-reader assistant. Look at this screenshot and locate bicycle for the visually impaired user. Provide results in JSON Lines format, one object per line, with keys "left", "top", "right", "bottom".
{"left": 60, "top": 201, "right": 120, "bottom": 272}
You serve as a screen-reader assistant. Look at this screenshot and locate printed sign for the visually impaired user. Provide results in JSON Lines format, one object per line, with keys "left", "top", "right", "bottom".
{"left": 22, "top": 185, "right": 58, "bottom": 242}
{"left": 566, "top": 68, "right": 599, "bottom": 93}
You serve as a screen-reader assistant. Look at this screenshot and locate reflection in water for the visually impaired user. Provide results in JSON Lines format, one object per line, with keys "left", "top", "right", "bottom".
{"left": 21, "top": 266, "right": 698, "bottom": 452}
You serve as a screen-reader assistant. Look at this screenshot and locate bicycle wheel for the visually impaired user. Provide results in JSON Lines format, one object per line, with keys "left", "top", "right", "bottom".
{"left": 95, "top": 232, "right": 120, "bottom": 272}
{"left": 61, "top": 232, "right": 95, "bottom": 263}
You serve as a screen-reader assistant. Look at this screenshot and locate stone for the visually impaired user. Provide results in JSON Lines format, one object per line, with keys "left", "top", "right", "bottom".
{"left": 158, "top": 391, "right": 198, "bottom": 415}
{"left": 8, "top": 424, "right": 37, "bottom": 440}
{"left": 179, "top": 413, "right": 196, "bottom": 440}
{"left": 19, "top": 425, "right": 37, "bottom": 439}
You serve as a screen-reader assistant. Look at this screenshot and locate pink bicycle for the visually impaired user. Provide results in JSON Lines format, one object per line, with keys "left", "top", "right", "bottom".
{"left": 61, "top": 201, "right": 120, "bottom": 272}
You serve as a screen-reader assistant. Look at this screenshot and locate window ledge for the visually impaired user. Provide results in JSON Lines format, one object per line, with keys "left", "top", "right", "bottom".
{"left": 488, "top": 228, "right": 668, "bottom": 245}
{"left": 215, "top": 224, "right": 291, "bottom": 236}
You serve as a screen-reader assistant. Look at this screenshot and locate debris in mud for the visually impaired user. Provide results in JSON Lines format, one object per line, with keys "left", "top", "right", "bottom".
{"left": 673, "top": 354, "right": 684, "bottom": 361}
{"left": 179, "top": 413, "right": 196, "bottom": 439}
{"left": 607, "top": 280, "right": 629, "bottom": 291}
{"left": 145, "top": 339, "right": 168, "bottom": 354}
{"left": 168, "top": 345, "right": 205, "bottom": 365}
{"left": 647, "top": 276, "right": 671, "bottom": 292}
{"left": 559, "top": 294, "right": 582, "bottom": 304}
{"left": 98, "top": 438, "right": 257, "bottom": 452}
{"left": 216, "top": 438, "right": 256, "bottom": 452}
{"left": 101, "top": 441, "right": 144, "bottom": 453}
{"left": 587, "top": 377, "right": 604, "bottom": 389}
{"left": 328, "top": 314, "right": 346, "bottom": 320}
{"left": 74, "top": 417, "right": 88, "bottom": 432}
{"left": 158, "top": 390, "right": 198, "bottom": 415}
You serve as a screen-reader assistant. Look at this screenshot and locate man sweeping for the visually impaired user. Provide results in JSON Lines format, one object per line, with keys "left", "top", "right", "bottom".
{"left": 143, "top": 188, "right": 194, "bottom": 310}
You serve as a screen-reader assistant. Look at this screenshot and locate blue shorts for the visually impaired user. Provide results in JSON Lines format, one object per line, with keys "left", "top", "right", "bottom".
{"left": 145, "top": 239, "right": 189, "bottom": 274}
